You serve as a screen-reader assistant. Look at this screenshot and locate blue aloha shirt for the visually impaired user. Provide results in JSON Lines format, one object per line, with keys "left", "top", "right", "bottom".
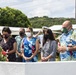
{"left": 22, "top": 37, "right": 38, "bottom": 62}
{"left": 59, "top": 29, "right": 76, "bottom": 61}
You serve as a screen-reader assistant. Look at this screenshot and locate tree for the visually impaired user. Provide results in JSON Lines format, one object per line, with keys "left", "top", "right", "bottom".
{"left": 0, "top": 7, "right": 31, "bottom": 27}
{"left": 29, "top": 17, "right": 76, "bottom": 28}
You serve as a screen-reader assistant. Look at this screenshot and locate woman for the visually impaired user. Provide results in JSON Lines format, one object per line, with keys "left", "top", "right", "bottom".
{"left": 41, "top": 29, "right": 57, "bottom": 61}
{"left": 0, "top": 26, "right": 17, "bottom": 62}
{"left": 21, "top": 27, "right": 39, "bottom": 62}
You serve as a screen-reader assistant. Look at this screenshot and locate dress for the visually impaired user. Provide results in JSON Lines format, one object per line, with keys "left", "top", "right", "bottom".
{"left": 41, "top": 40, "right": 57, "bottom": 61}
{"left": 59, "top": 29, "right": 76, "bottom": 61}
{"left": 22, "top": 37, "right": 38, "bottom": 62}
{"left": 0, "top": 37, "right": 16, "bottom": 61}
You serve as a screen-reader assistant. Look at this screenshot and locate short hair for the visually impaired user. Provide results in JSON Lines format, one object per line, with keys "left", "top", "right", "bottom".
{"left": 2, "top": 26, "right": 11, "bottom": 34}
{"left": 19, "top": 28, "right": 25, "bottom": 33}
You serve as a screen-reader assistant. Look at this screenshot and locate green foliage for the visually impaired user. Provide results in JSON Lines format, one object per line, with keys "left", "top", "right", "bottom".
{"left": 0, "top": 46, "right": 7, "bottom": 61}
{"left": 0, "top": 54, "right": 7, "bottom": 61}
{"left": 0, "top": 7, "right": 76, "bottom": 28}
{"left": 0, "top": 7, "right": 31, "bottom": 27}
{"left": 29, "top": 16, "right": 76, "bottom": 28}
{"left": 0, "top": 46, "right": 2, "bottom": 52}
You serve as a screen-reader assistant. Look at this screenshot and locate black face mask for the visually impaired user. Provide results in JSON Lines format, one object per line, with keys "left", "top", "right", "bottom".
{"left": 44, "top": 34, "right": 49, "bottom": 40}
{"left": 19, "top": 32, "right": 24, "bottom": 36}
{"left": 3, "top": 34, "right": 9, "bottom": 39}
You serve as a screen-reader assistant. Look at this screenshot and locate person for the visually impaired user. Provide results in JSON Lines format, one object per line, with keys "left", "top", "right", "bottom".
{"left": 58, "top": 20, "right": 76, "bottom": 61}
{"left": 34, "top": 26, "right": 48, "bottom": 61}
{"left": 21, "top": 27, "right": 39, "bottom": 62}
{"left": 15, "top": 28, "right": 25, "bottom": 62}
{"left": 35, "top": 26, "right": 48, "bottom": 49}
{"left": 0, "top": 33, "right": 2, "bottom": 42}
{"left": 41, "top": 29, "right": 57, "bottom": 61}
{"left": 0, "top": 26, "right": 17, "bottom": 62}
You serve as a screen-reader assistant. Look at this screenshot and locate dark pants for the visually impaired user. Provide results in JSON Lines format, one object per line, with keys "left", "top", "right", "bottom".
{"left": 16, "top": 57, "right": 22, "bottom": 62}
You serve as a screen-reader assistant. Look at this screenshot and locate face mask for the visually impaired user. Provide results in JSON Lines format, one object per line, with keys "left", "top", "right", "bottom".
{"left": 26, "top": 32, "right": 32, "bottom": 37}
{"left": 44, "top": 34, "right": 49, "bottom": 40}
{"left": 61, "top": 28, "right": 68, "bottom": 33}
{"left": 3, "top": 34, "right": 9, "bottom": 39}
{"left": 19, "top": 32, "right": 24, "bottom": 36}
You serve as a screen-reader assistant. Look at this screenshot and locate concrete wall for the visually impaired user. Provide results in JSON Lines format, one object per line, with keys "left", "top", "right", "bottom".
{"left": 0, "top": 62, "right": 25, "bottom": 75}
{"left": 0, "top": 61, "right": 76, "bottom": 75}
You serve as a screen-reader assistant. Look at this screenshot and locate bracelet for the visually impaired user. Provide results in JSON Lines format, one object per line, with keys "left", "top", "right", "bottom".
{"left": 66, "top": 47, "right": 69, "bottom": 51}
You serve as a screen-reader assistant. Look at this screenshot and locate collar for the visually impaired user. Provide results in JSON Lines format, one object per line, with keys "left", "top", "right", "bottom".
{"left": 63, "top": 28, "right": 74, "bottom": 36}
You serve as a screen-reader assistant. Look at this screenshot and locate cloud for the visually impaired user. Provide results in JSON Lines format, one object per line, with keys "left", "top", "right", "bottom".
{"left": 0, "top": 0, "right": 32, "bottom": 7}
{"left": 25, "top": 0, "right": 75, "bottom": 18}
{"left": 0, "top": 0, "right": 18, "bottom": 7}
{"left": 0, "top": 0, "right": 75, "bottom": 18}
{"left": 28, "top": 8, "right": 51, "bottom": 17}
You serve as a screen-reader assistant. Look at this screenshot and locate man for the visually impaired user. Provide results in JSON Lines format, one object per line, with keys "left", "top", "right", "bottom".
{"left": 15, "top": 28, "right": 25, "bottom": 62}
{"left": 58, "top": 20, "right": 76, "bottom": 61}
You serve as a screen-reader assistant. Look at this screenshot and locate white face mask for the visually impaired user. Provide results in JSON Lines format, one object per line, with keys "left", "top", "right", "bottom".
{"left": 26, "top": 32, "right": 32, "bottom": 37}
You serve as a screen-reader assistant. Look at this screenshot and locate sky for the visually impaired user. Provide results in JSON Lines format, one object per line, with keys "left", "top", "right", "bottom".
{"left": 0, "top": 0, "right": 75, "bottom": 18}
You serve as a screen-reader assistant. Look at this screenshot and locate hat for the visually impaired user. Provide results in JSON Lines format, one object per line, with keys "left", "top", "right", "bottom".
{"left": 42, "top": 26, "right": 48, "bottom": 29}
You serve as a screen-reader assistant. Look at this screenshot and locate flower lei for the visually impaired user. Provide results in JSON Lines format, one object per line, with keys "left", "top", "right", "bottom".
{"left": 0, "top": 46, "right": 8, "bottom": 61}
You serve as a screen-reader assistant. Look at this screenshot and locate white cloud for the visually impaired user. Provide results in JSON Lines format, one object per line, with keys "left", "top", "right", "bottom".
{"left": 0, "top": 0, "right": 17, "bottom": 2}
{"left": 0, "top": 0, "right": 75, "bottom": 18}
{"left": 28, "top": 8, "right": 51, "bottom": 17}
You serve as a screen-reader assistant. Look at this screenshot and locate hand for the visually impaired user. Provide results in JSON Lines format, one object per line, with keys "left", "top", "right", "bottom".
{"left": 2, "top": 50, "right": 7, "bottom": 56}
{"left": 58, "top": 46, "right": 66, "bottom": 52}
{"left": 41, "top": 57, "right": 48, "bottom": 61}
{"left": 38, "top": 30, "right": 42, "bottom": 35}
{"left": 21, "top": 53, "right": 31, "bottom": 61}
{"left": 6, "top": 58, "right": 9, "bottom": 62}
{"left": 17, "top": 52, "right": 22, "bottom": 57}
{"left": 24, "top": 57, "right": 30, "bottom": 61}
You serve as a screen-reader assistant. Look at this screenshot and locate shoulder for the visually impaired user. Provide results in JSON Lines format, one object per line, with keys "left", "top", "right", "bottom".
{"left": 30, "top": 37, "right": 36, "bottom": 40}
{"left": 33, "top": 37, "right": 37, "bottom": 39}
{"left": 9, "top": 37, "right": 16, "bottom": 43}
{"left": 0, "top": 39, "right": 4, "bottom": 44}
{"left": 51, "top": 40, "right": 56, "bottom": 44}
{"left": 32, "top": 37, "right": 37, "bottom": 42}
{"left": 70, "top": 29, "right": 76, "bottom": 41}
{"left": 60, "top": 33, "right": 64, "bottom": 37}
{"left": 50, "top": 40, "right": 57, "bottom": 48}
{"left": 15, "top": 35, "right": 20, "bottom": 38}
{"left": 58, "top": 34, "right": 64, "bottom": 40}
{"left": 71, "top": 29, "right": 76, "bottom": 37}
{"left": 22, "top": 37, "right": 26, "bottom": 42}
{"left": 15, "top": 35, "right": 20, "bottom": 39}
{"left": 72, "top": 29, "right": 76, "bottom": 34}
